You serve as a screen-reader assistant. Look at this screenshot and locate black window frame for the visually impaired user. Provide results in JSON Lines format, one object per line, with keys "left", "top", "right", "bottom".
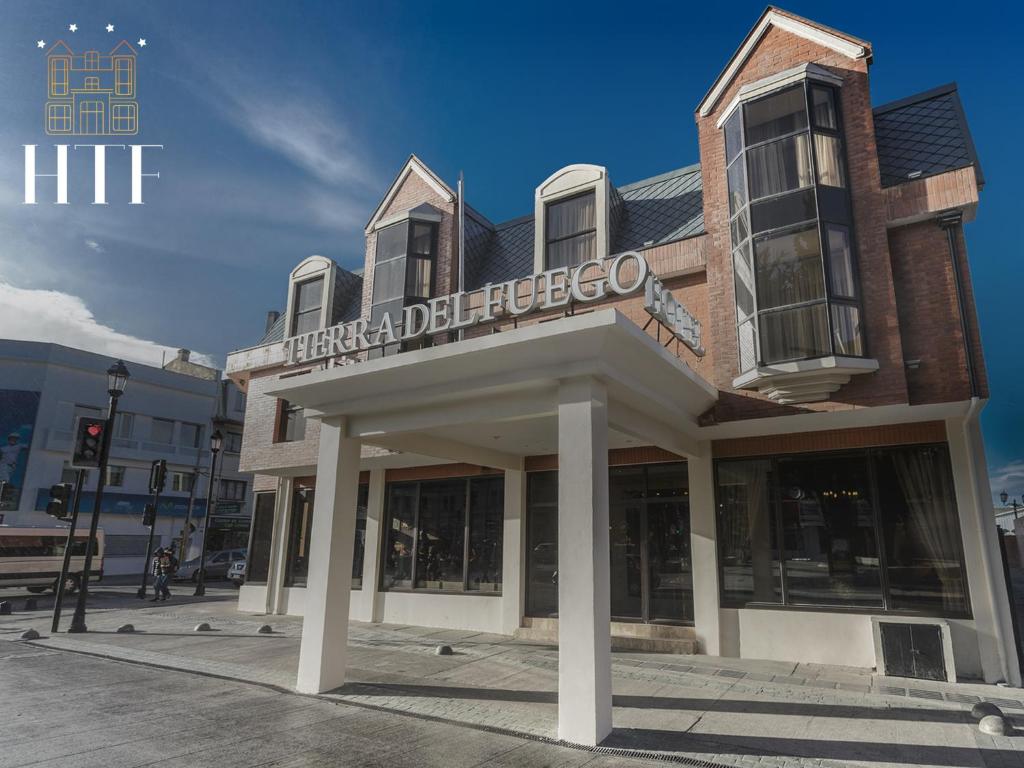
{"left": 290, "top": 275, "right": 325, "bottom": 336}
{"left": 724, "top": 80, "right": 868, "bottom": 371}
{"left": 712, "top": 444, "right": 973, "bottom": 620}
{"left": 379, "top": 474, "right": 504, "bottom": 595}
{"left": 369, "top": 219, "right": 439, "bottom": 359}
{"left": 544, "top": 190, "right": 598, "bottom": 270}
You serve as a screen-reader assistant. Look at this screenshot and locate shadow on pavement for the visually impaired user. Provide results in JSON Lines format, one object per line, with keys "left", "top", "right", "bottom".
{"left": 605, "top": 728, "right": 1016, "bottom": 767}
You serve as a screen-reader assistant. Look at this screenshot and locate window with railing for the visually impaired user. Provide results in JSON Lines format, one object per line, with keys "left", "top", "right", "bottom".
{"left": 725, "top": 81, "right": 864, "bottom": 372}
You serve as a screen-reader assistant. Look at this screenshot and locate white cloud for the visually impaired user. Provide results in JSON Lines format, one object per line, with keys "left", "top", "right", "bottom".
{"left": 85, "top": 239, "right": 105, "bottom": 253}
{"left": 202, "top": 67, "right": 375, "bottom": 188}
{"left": 0, "top": 282, "right": 218, "bottom": 370}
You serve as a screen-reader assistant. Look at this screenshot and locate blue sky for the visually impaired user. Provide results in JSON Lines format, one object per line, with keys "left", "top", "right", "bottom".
{"left": 0, "top": 1, "right": 1021, "bottom": 502}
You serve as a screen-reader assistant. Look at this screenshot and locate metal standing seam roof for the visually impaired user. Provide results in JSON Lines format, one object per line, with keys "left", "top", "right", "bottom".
{"left": 873, "top": 83, "right": 983, "bottom": 188}
{"left": 252, "top": 82, "right": 981, "bottom": 343}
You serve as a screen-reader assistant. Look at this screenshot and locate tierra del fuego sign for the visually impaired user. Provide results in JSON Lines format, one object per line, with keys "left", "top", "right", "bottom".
{"left": 283, "top": 251, "right": 704, "bottom": 366}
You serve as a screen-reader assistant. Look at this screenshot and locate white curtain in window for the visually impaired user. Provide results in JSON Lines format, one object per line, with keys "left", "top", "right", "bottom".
{"left": 890, "top": 449, "right": 964, "bottom": 612}
{"left": 814, "top": 134, "right": 846, "bottom": 188}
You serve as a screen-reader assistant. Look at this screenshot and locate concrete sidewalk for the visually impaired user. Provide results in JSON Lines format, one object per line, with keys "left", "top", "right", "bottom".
{"left": 2, "top": 590, "right": 1023, "bottom": 767}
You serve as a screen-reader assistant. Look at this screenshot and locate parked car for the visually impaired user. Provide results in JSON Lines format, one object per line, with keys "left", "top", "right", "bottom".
{"left": 174, "top": 548, "right": 246, "bottom": 582}
{"left": 227, "top": 559, "right": 246, "bottom": 587}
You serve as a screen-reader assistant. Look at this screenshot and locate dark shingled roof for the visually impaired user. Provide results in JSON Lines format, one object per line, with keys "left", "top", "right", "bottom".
{"left": 464, "top": 164, "right": 706, "bottom": 290}
{"left": 873, "top": 83, "right": 983, "bottom": 188}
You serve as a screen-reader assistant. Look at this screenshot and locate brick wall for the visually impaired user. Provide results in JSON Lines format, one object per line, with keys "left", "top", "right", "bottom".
{"left": 712, "top": 421, "right": 947, "bottom": 458}
{"left": 239, "top": 368, "right": 322, "bottom": 474}
{"left": 696, "top": 24, "right": 910, "bottom": 423}
{"left": 889, "top": 220, "right": 988, "bottom": 403}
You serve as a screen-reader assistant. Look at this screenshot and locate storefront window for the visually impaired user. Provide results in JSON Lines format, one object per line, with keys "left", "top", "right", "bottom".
{"left": 283, "top": 484, "right": 370, "bottom": 589}
{"left": 876, "top": 446, "right": 968, "bottom": 615}
{"left": 526, "top": 471, "right": 559, "bottom": 616}
{"left": 246, "top": 492, "right": 276, "bottom": 584}
{"left": 382, "top": 475, "right": 503, "bottom": 593}
{"left": 777, "top": 455, "right": 882, "bottom": 607}
{"left": 284, "top": 489, "right": 315, "bottom": 587}
{"left": 714, "top": 446, "right": 970, "bottom": 617}
{"left": 351, "top": 484, "right": 369, "bottom": 589}
{"left": 526, "top": 463, "right": 692, "bottom": 624}
{"left": 416, "top": 479, "right": 466, "bottom": 590}
{"left": 468, "top": 477, "right": 504, "bottom": 592}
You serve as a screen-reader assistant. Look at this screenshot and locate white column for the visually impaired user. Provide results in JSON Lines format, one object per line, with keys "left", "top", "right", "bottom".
{"left": 267, "top": 476, "right": 294, "bottom": 615}
{"left": 947, "top": 414, "right": 1021, "bottom": 685}
{"left": 296, "top": 417, "right": 362, "bottom": 694}
{"left": 556, "top": 378, "right": 612, "bottom": 746}
{"left": 688, "top": 444, "right": 721, "bottom": 656}
{"left": 501, "top": 469, "right": 527, "bottom": 636}
{"left": 351, "top": 468, "right": 386, "bottom": 623}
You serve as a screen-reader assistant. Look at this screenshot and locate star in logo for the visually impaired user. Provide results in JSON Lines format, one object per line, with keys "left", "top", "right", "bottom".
{"left": 68, "top": 24, "right": 77, "bottom": 32}
{"left": 36, "top": 40, "right": 45, "bottom": 49}
{"left": 137, "top": 38, "right": 147, "bottom": 47}
{"left": 106, "top": 23, "right": 115, "bottom": 32}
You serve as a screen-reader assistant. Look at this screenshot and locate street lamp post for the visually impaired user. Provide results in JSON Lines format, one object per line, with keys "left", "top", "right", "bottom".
{"left": 193, "top": 429, "right": 222, "bottom": 597}
{"left": 68, "top": 360, "right": 130, "bottom": 633}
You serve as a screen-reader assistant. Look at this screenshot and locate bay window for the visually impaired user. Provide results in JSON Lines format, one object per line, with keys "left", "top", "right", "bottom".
{"left": 725, "top": 81, "right": 865, "bottom": 371}
{"left": 370, "top": 219, "right": 438, "bottom": 358}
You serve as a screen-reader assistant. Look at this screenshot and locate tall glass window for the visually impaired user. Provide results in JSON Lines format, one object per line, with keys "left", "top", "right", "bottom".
{"left": 724, "top": 82, "right": 864, "bottom": 371}
{"left": 282, "top": 484, "right": 368, "bottom": 589}
{"left": 526, "top": 463, "right": 692, "bottom": 624}
{"left": 246, "top": 492, "right": 276, "bottom": 584}
{"left": 715, "top": 445, "right": 970, "bottom": 617}
{"left": 351, "top": 484, "right": 369, "bottom": 588}
{"left": 370, "top": 220, "right": 438, "bottom": 358}
{"left": 381, "top": 475, "right": 504, "bottom": 593}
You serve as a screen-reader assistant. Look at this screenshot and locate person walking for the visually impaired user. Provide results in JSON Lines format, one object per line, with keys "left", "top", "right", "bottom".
{"left": 150, "top": 548, "right": 177, "bottom": 601}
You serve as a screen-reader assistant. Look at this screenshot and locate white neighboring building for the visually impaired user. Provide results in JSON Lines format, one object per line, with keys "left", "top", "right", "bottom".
{"left": 0, "top": 340, "right": 253, "bottom": 577}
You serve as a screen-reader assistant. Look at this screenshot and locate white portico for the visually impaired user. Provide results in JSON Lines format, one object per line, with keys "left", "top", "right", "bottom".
{"left": 265, "top": 309, "right": 717, "bottom": 745}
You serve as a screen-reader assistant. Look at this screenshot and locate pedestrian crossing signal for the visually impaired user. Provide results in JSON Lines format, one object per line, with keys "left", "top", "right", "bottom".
{"left": 142, "top": 502, "right": 156, "bottom": 528}
{"left": 72, "top": 416, "right": 106, "bottom": 468}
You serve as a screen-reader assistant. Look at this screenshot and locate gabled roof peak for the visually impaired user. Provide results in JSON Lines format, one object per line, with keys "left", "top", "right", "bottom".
{"left": 697, "top": 6, "right": 871, "bottom": 118}
{"left": 365, "top": 154, "right": 455, "bottom": 233}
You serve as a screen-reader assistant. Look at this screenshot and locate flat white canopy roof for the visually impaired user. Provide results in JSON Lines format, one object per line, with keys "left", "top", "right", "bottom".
{"left": 267, "top": 310, "right": 717, "bottom": 465}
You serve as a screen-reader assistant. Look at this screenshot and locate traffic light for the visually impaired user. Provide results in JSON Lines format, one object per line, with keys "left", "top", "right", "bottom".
{"left": 72, "top": 417, "right": 107, "bottom": 468}
{"left": 0, "top": 481, "right": 13, "bottom": 505}
{"left": 149, "top": 459, "right": 167, "bottom": 494}
{"left": 142, "top": 502, "right": 156, "bottom": 527}
{"left": 46, "top": 483, "right": 73, "bottom": 520}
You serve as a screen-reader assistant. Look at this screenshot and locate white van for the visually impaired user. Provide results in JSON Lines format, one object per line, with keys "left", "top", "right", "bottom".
{"left": 0, "top": 526, "right": 105, "bottom": 594}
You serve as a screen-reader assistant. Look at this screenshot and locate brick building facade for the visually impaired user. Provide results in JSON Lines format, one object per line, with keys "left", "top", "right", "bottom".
{"left": 225, "top": 8, "right": 1012, "bottom": 746}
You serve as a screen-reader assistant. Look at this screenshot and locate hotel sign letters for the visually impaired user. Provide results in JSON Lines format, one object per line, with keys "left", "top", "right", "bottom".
{"left": 283, "top": 252, "right": 703, "bottom": 366}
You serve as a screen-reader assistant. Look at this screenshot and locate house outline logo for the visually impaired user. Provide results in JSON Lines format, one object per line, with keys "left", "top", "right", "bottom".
{"left": 44, "top": 39, "right": 139, "bottom": 136}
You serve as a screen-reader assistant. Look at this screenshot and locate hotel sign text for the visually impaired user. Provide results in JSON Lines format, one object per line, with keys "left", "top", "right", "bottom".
{"left": 283, "top": 252, "right": 703, "bottom": 366}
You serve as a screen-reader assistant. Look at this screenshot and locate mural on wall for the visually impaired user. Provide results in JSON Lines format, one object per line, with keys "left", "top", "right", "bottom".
{"left": 0, "top": 390, "right": 42, "bottom": 511}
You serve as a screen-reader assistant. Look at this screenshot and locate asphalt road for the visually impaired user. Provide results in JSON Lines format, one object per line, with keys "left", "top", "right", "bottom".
{"left": 0, "top": 642, "right": 654, "bottom": 768}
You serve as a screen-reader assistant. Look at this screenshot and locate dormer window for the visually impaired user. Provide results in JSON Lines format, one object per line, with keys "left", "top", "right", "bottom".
{"left": 369, "top": 218, "right": 438, "bottom": 357}
{"left": 290, "top": 276, "right": 324, "bottom": 336}
{"left": 725, "top": 78, "right": 864, "bottom": 373}
{"left": 545, "top": 191, "right": 596, "bottom": 269}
